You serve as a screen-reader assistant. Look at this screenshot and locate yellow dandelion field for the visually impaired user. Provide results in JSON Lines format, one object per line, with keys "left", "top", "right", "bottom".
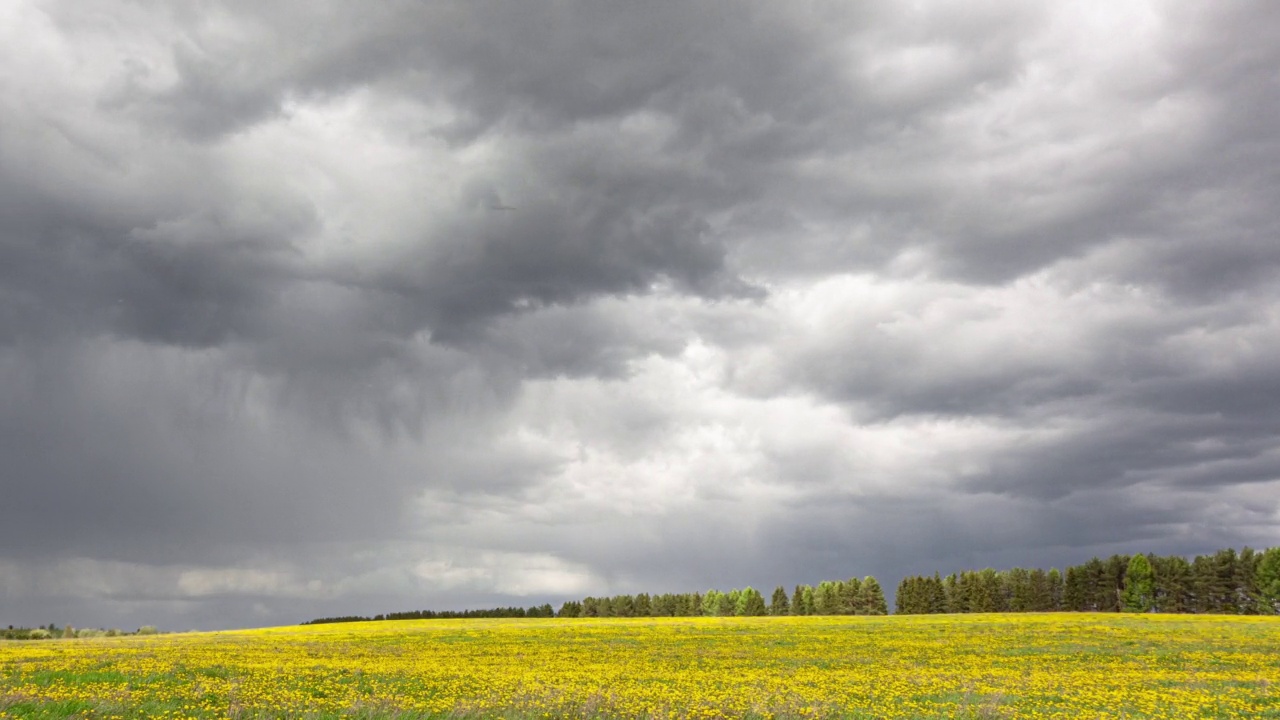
{"left": 1, "top": 613, "right": 1278, "bottom": 719}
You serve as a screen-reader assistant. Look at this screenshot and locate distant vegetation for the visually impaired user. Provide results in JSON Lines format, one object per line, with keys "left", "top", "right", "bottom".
{"left": 306, "top": 545, "right": 1279, "bottom": 626}
{"left": 307, "top": 577, "right": 891, "bottom": 625}
{"left": 896, "top": 546, "right": 1280, "bottom": 615}
{"left": 1, "top": 624, "right": 157, "bottom": 640}
{"left": 304, "top": 606, "right": 556, "bottom": 624}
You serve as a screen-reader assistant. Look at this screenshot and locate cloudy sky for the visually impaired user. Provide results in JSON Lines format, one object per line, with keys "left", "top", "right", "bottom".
{"left": 2, "top": 1, "right": 1278, "bottom": 631}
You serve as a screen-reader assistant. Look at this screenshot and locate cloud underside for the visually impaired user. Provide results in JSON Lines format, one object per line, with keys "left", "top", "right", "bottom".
{"left": 1, "top": 0, "right": 1278, "bottom": 629}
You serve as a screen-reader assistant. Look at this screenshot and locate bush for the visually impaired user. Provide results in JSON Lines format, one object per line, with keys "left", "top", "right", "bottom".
{"left": 27, "top": 628, "right": 50, "bottom": 639}
{"left": 137, "top": 626, "right": 159, "bottom": 635}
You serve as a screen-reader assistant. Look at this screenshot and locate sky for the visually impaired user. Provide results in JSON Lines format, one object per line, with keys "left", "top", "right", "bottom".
{"left": 1, "top": 1, "right": 1278, "bottom": 632}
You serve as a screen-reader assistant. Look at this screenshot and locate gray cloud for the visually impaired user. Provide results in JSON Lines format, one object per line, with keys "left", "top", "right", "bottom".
{"left": 1, "top": 0, "right": 1278, "bottom": 631}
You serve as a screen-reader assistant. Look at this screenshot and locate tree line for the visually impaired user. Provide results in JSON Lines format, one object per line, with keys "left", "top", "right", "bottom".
{"left": 304, "top": 605, "right": 556, "bottom": 624}
{"left": 306, "top": 576, "right": 889, "bottom": 625}
{"left": 303, "top": 546, "right": 1280, "bottom": 626}
{"left": 556, "top": 577, "right": 888, "bottom": 618}
{"left": 896, "top": 546, "right": 1280, "bottom": 615}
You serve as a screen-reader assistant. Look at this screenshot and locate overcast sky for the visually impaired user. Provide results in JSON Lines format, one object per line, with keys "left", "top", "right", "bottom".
{"left": 2, "top": 1, "right": 1278, "bottom": 631}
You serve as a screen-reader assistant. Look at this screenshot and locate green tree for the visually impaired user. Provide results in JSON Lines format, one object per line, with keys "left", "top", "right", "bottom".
{"left": 725, "top": 589, "right": 742, "bottom": 616}
{"left": 943, "top": 574, "right": 961, "bottom": 613}
{"left": 927, "top": 573, "right": 947, "bottom": 614}
{"left": 613, "top": 595, "right": 635, "bottom": 617}
{"left": 1062, "top": 567, "right": 1084, "bottom": 611}
{"left": 814, "top": 581, "right": 840, "bottom": 615}
{"left": 1103, "top": 555, "right": 1130, "bottom": 612}
{"left": 1257, "top": 547, "right": 1280, "bottom": 614}
{"left": 739, "top": 587, "right": 768, "bottom": 616}
{"left": 701, "top": 590, "right": 724, "bottom": 616}
{"left": 1236, "top": 547, "right": 1260, "bottom": 615}
{"left": 1028, "top": 568, "right": 1051, "bottom": 611}
{"left": 894, "top": 576, "right": 913, "bottom": 614}
{"left": 1047, "top": 568, "right": 1063, "bottom": 611}
{"left": 859, "top": 577, "right": 888, "bottom": 615}
{"left": 716, "top": 591, "right": 736, "bottom": 616}
{"left": 1212, "top": 548, "right": 1240, "bottom": 613}
{"left": 770, "top": 586, "right": 790, "bottom": 616}
{"left": 1122, "top": 554, "right": 1155, "bottom": 612}
{"left": 801, "top": 586, "right": 816, "bottom": 615}
{"left": 1007, "top": 567, "right": 1032, "bottom": 612}
{"left": 841, "top": 577, "right": 862, "bottom": 614}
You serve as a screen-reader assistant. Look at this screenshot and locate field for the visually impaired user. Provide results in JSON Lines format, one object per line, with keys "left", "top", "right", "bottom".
{"left": 1, "top": 614, "right": 1278, "bottom": 719}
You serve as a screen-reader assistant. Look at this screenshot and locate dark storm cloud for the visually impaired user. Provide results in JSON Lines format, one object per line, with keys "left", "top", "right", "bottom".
{"left": 2, "top": 0, "right": 1279, "bottom": 631}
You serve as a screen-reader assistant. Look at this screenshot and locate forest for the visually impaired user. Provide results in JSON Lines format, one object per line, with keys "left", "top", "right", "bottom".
{"left": 895, "top": 546, "right": 1280, "bottom": 614}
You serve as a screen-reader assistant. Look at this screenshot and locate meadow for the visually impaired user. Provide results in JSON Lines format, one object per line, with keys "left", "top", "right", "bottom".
{"left": 1, "top": 613, "right": 1278, "bottom": 719}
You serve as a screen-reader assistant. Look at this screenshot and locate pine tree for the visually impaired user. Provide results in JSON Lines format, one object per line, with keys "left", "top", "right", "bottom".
{"left": 971, "top": 569, "right": 1001, "bottom": 613}
{"left": 1047, "top": 568, "right": 1063, "bottom": 611}
{"left": 1191, "top": 554, "right": 1216, "bottom": 612}
{"left": 770, "top": 586, "right": 791, "bottom": 616}
{"left": 928, "top": 573, "right": 948, "bottom": 614}
{"left": 1100, "top": 550, "right": 1131, "bottom": 607}
{"left": 894, "top": 577, "right": 912, "bottom": 614}
{"left": 790, "top": 586, "right": 805, "bottom": 616}
{"left": 860, "top": 577, "right": 888, "bottom": 615}
{"left": 1163, "top": 555, "right": 1193, "bottom": 613}
{"left": 1028, "top": 568, "right": 1051, "bottom": 612}
{"left": 1236, "top": 547, "right": 1260, "bottom": 615}
{"left": 651, "top": 594, "right": 671, "bottom": 617}
{"left": 1081, "top": 557, "right": 1109, "bottom": 611}
{"left": 1213, "top": 549, "right": 1240, "bottom": 613}
{"left": 943, "top": 574, "right": 960, "bottom": 613}
{"left": 1062, "top": 566, "right": 1085, "bottom": 611}
{"left": 841, "top": 578, "right": 862, "bottom": 615}
{"left": 1122, "top": 554, "right": 1155, "bottom": 612}
{"left": 1007, "top": 567, "right": 1032, "bottom": 612}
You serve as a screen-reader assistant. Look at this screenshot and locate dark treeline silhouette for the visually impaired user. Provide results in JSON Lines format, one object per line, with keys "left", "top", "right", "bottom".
{"left": 896, "top": 546, "right": 1280, "bottom": 615}
{"left": 305, "top": 605, "right": 556, "bottom": 624}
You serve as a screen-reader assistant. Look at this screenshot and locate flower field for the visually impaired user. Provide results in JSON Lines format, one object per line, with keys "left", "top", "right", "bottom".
{"left": 1, "top": 613, "right": 1278, "bottom": 719}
